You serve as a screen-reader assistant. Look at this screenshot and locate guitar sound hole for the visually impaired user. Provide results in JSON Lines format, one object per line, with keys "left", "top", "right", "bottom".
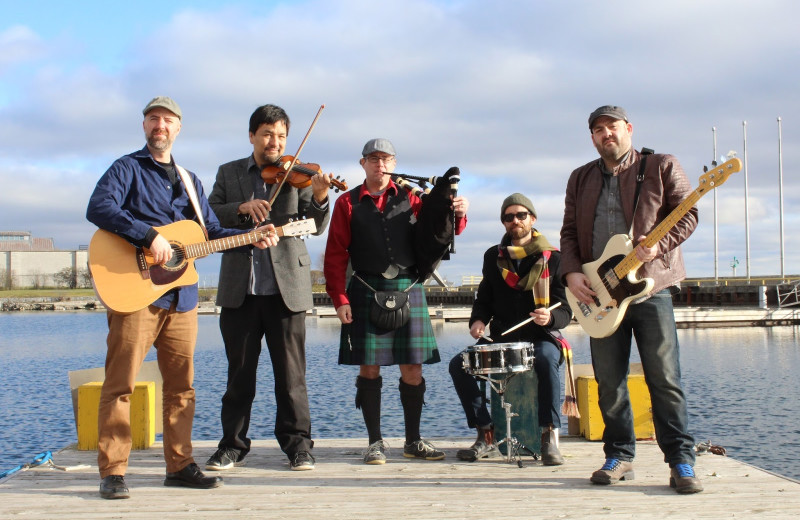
{"left": 161, "top": 245, "right": 186, "bottom": 271}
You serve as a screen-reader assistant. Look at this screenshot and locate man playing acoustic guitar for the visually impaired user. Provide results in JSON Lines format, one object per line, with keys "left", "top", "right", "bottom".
{"left": 559, "top": 105, "right": 703, "bottom": 494}
{"left": 86, "top": 96, "right": 278, "bottom": 499}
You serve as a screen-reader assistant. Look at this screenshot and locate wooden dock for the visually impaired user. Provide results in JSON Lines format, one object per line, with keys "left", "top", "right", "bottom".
{"left": 1, "top": 437, "right": 798, "bottom": 519}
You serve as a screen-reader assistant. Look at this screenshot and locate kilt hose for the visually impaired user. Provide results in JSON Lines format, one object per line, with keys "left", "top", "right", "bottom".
{"left": 338, "top": 273, "right": 440, "bottom": 366}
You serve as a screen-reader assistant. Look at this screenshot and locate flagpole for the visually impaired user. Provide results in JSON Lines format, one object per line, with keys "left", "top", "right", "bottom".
{"left": 712, "top": 126, "right": 719, "bottom": 283}
{"left": 743, "top": 121, "right": 751, "bottom": 282}
{"left": 778, "top": 117, "right": 785, "bottom": 279}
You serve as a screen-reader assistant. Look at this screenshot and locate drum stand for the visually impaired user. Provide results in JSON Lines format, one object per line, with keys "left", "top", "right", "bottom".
{"left": 475, "top": 372, "right": 534, "bottom": 467}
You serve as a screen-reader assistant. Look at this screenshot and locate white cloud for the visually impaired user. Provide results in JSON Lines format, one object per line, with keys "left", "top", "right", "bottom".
{"left": 1, "top": 0, "right": 799, "bottom": 278}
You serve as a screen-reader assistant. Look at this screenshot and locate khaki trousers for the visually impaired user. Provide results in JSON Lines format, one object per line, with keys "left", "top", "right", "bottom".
{"left": 98, "top": 304, "right": 197, "bottom": 477}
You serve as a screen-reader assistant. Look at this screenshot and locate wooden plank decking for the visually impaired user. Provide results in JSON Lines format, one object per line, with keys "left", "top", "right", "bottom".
{"left": 1, "top": 437, "right": 798, "bottom": 519}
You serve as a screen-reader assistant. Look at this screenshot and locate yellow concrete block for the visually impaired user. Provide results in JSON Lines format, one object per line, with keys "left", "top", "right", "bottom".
{"left": 77, "top": 381, "right": 156, "bottom": 450}
{"left": 576, "top": 374, "right": 655, "bottom": 441}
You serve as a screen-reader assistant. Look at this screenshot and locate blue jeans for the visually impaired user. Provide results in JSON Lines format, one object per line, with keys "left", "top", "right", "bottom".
{"left": 590, "top": 289, "right": 695, "bottom": 466}
{"left": 449, "top": 339, "right": 563, "bottom": 429}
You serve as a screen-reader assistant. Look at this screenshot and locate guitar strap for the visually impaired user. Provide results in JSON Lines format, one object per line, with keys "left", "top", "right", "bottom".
{"left": 176, "top": 164, "right": 209, "bottom": 241}
{"left": 629, "top": 147, "right": 654, "bottom": 236}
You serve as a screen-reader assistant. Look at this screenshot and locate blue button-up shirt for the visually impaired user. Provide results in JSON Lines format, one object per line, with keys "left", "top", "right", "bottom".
{"left": 87, "top": 145, "right": 240, "bottom": 311}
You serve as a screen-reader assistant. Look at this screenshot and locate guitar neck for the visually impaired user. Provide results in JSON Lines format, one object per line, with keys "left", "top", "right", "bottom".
{"left": 182, "top": 228, "right": 273, "bottom": 259}
{"left": 614, "top": 188, "right": 702, "bottom": 279}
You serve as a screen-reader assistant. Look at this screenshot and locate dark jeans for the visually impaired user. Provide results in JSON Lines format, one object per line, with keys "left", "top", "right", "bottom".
{"left": 449, "top": 339, "right": 563, "bottom": 429}
{"left": 590, "top": 289, "right": 695, "bottom": 466}
{"left": 218, "top": 295, "right": 313, "bottom": 459}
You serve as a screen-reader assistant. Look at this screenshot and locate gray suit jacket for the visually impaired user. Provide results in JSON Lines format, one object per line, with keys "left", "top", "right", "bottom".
{"left": 208, "top": 157, "right": 330, "bottom": 312}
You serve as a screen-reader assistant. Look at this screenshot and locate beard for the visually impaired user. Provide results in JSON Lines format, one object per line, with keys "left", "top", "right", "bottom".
{"left": 595, "top": 136, "right": 630, "bottom": 164}
{"left": 508, "top": 224, "right": 531, "bottom": 241}
{"left": 147, "top": 131, "right": 173, "bottom": 152}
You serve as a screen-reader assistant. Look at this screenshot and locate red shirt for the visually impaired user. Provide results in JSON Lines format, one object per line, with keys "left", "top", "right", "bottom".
{"left": 324, "top": 180, "right": 467, "bottom": 308}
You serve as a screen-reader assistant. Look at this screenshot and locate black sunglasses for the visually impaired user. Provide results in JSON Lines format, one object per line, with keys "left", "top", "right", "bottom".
{"left": 502, "top": 211, "right": 529, "bottom": 223}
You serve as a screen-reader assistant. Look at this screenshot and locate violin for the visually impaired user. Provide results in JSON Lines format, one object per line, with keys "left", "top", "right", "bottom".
{"left": 261, "top": 155, "right": 348, "bottom": 192}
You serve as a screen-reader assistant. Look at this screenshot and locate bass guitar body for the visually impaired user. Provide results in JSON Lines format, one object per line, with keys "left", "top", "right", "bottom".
{"left": 566, "top": 234, "right": 653, "bottom": 338}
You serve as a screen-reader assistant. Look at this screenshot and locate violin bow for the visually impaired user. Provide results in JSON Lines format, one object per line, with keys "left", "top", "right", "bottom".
{"left": 268, "top": 104, "right": 326, "bottom": 207}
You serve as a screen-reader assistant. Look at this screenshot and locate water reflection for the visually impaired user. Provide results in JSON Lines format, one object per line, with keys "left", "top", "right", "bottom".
{"left": 1, "top": 313, "right": 798, "bottom": 481}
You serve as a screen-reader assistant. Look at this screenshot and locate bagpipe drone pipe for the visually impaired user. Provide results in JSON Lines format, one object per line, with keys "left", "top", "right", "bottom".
{"left": 391, "top": 167, "right": 460, "bottom": 281}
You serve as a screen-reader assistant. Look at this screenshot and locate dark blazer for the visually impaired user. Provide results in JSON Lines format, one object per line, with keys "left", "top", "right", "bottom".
{"left": 208, "top": 157, "right": 330, "bottom": 312}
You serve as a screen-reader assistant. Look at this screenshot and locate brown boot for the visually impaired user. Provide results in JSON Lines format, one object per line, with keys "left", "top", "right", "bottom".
{"left": 590, "top": 458, "right": 635, "bottom": 485}
{"left": 457, "top": 425, "right": 500, "bottom": 462}
{"left": 541, "top": 425, "right": 564, "bottom": 466}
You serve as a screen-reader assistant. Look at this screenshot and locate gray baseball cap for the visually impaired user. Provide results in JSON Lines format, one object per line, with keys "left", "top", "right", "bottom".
{"left": 362, "top": 138, "right": 396, "bottom": 156}
{"left": 588, "top": 105, "right": 628, "bottom": 129}
{"left": 143, "top": 96, "right": 182, "bottom": 120}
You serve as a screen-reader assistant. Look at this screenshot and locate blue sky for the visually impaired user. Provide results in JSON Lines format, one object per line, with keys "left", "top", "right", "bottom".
{"left": 2, "top": 0, "right": 799, "bottom": 284}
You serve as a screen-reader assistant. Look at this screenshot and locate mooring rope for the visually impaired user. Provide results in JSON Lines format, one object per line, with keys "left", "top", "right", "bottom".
{"left": 0, "top": 450, "right": 91, "bottom": 482}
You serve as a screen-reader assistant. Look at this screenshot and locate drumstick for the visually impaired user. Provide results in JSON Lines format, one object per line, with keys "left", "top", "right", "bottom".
{"left": 500, "top": 302, "right": 562, "bottom": 336}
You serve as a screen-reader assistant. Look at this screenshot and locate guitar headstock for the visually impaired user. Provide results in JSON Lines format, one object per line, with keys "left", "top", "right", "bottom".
{"left": 697, "top": 158, "right": 742, "bottom": 194}
{"left": 277, "top": 218, "right": 318, "bottom": 238}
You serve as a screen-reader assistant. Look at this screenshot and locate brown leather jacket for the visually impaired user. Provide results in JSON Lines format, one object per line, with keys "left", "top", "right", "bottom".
{"left": 559, "top": 148, "right": 698, "bottom": 296}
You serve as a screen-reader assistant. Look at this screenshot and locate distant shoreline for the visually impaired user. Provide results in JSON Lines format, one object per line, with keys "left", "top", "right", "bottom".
{"left": 3, "top": 296, "right": 800, "bottom": 329}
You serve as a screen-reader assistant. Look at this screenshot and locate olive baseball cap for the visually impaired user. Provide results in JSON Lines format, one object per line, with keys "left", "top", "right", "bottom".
{"left": 588, "top": 105, "right": 628, "bottom": 129}
{"left": 143, "top": 96, "right": 182, "bottom": 120}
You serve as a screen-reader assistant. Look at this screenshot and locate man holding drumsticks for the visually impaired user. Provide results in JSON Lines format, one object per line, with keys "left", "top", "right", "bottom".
{"left": 449, "top": 193, "right": 572, "bottom": 465}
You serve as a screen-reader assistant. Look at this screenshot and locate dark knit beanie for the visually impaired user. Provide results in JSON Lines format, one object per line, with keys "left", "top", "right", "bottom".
{"left": 500, "top": 193, "right": 537, "bottom": 219}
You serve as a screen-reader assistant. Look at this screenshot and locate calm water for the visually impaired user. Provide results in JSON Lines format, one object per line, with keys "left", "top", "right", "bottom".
{"left": 1, "top": 312, "right": 799, "bottom": 481}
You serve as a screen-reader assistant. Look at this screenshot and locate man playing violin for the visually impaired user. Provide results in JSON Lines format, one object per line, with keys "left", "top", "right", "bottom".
{"left": 324, "top": 138, "right": 469, "bottom": 464}
{"left": 206, "top": 104, "right": 331, "bottom": 471}
{"left": 449, "top": 193, "right": 572, "bottom": 465}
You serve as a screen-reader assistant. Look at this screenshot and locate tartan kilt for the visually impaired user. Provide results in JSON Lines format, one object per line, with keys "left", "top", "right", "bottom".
{"left": 338, "top": 273, "right": 440, "bottom": 366}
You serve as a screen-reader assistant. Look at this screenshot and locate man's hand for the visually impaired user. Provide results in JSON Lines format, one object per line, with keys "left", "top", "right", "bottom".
{"left": 453, "top": 196, "right": 469, "bottom": 218}
{"left": 311, "top": 172, "right": 332, "bottom": 204}
{"left": 566, "top": 272, "right": 595, "bottom": 306}
{"left": 469, "top": 319, "right": 487, "bottom": 340}
{"left": 530, "top": 306, "right": 552, "bottom": 327}
{"left": 336, "top": 304, "right": 353, "bottom": 324}
{"left": 253, "top": 223, "right": 279, "bottom": 249}
{"left": 238, "top": 199, "right": 271, "bottom": 224}
{"left": 634, "top": 235, "right": 657, "bottom": 263}
{"left": 149, "top": 234, "right": 174, "bottom": 265}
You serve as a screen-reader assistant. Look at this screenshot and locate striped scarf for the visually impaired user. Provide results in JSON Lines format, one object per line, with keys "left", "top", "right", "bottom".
{"left": 496, "top": 230, "right": 555, "bottom": 298}
{"left": 496, "top": 231, "right": 580, "bottom": 418}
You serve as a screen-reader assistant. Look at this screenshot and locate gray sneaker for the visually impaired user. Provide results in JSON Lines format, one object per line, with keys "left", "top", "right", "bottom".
{"left": 364, "top": 440, "right": 388, "bottom": 465}
{"left": 403, "top": 439, "right": 445, "bottom": 460}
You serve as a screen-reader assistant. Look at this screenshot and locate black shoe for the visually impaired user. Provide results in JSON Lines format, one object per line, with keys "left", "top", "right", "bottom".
{"left": 289, "top": 451, "right": 316, "bottom": 471}
{"left": 164, "top": 462, "right": 223, "bottom": 489}
{"left": 99, "top": 475, "right": 130, "bottom": 499}
{"left": 205, "top": 447, "right": 243, "bottom": 471}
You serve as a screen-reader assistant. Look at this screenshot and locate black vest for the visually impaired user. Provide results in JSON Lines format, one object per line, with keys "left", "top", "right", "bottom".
{"left": 349, "top": 187, "right": 416, "bottom": 275}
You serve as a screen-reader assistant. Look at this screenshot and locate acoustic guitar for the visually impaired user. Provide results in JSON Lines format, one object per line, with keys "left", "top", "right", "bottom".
{"left": 88, "top": 218, "right": 316, "bottom": 313}
{"left": 567, "top": 158, "right": 742, "bottom": 338}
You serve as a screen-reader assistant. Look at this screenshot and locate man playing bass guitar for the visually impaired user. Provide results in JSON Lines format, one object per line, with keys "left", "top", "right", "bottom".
{"left": 559, "top": 105, "right": 703, "bottom": 494}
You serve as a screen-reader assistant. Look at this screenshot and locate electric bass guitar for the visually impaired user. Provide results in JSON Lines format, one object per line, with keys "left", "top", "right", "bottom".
{"left": 88, "top": 218, "right": 316, "bottom": 313}
{"left": 567, "top": 158, "right": 742, "bottom": 338}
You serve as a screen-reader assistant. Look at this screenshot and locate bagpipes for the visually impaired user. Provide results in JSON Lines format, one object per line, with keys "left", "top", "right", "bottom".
{"left": 391, "top": 167, "right": 460, "bottom": 281}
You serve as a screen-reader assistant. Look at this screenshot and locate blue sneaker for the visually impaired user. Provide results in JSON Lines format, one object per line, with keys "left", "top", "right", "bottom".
{"left": 670, "top": 463, "right": 703, "bottom": 494}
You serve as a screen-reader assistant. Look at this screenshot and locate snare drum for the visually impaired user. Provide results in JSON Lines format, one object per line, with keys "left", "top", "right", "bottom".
{"left": 461, "top": 342, "right": 534, "bottom": 376}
